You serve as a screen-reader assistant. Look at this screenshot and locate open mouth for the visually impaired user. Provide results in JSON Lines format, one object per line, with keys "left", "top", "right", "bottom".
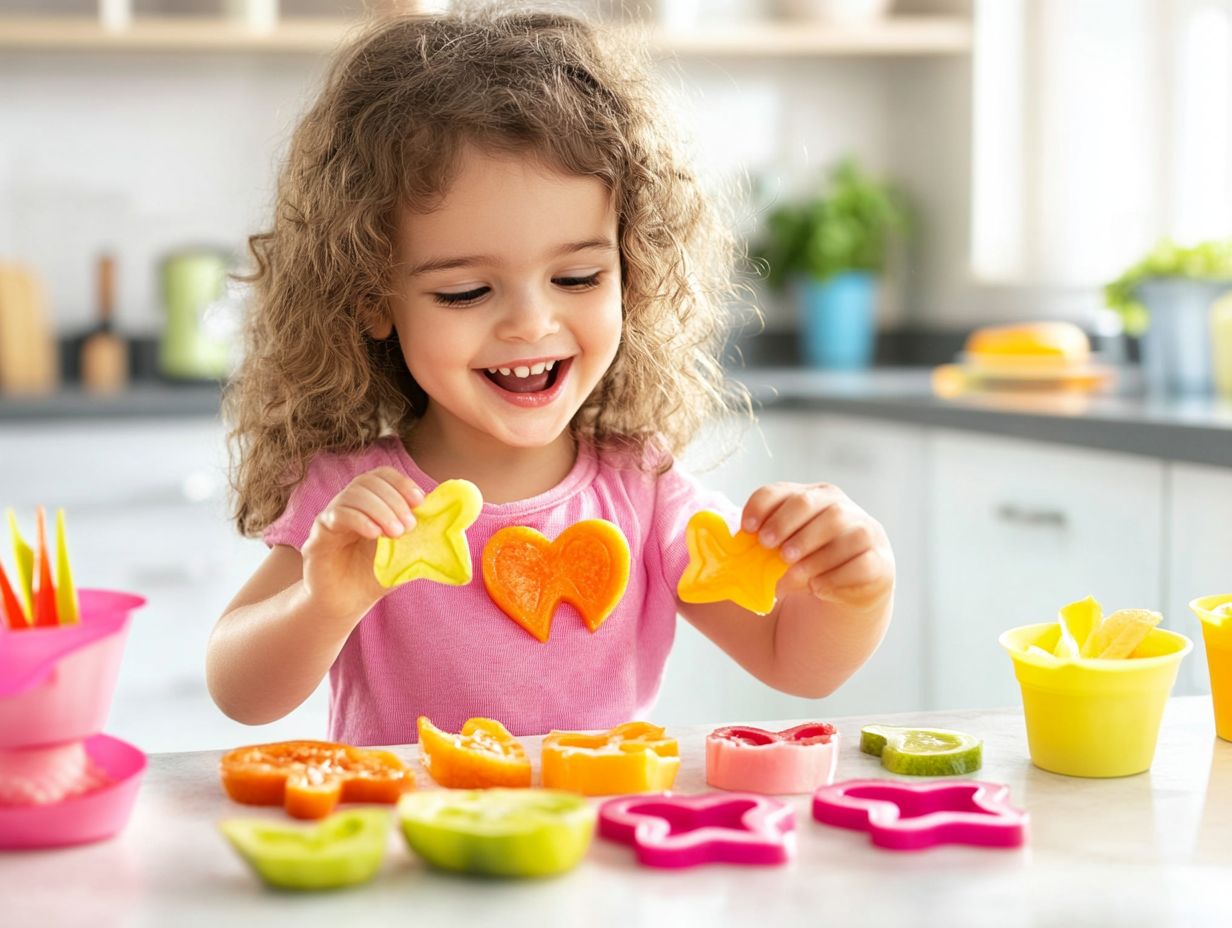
{"left": 480, "top": 357, "right": 571, "bottom": 395}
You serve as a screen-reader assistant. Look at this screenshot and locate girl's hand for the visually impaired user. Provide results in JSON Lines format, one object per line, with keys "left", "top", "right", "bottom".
{"left": 300, "top": 467, "right": 425, "bottom": 620}
{"left": 742, "top": 482, "right": 894, "bottom": 613}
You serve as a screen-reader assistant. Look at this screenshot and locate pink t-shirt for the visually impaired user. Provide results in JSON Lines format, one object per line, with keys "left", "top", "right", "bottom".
{"left": 263, "top": 436, "right": 736, "bottom": 746}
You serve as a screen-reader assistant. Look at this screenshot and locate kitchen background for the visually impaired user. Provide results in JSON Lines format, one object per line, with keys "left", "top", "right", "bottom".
{"left": 1, "top": 0, "right": 1230, "bottom": 751}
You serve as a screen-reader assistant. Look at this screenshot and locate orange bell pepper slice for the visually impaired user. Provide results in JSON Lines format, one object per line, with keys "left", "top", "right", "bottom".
{"left": 677, "top": 510, "right": 790, "bottom": 616}
{"left": 482, "top": 519, "right": 630, "bottom": 642}
{"left": 541, "top": 721, "right": 680, "bottom": 796}
{"left": 220, "top": 740, "right": 416, "bottom": 820}
{"left": 417, "top": 716, "right": 532, "bottom": 789}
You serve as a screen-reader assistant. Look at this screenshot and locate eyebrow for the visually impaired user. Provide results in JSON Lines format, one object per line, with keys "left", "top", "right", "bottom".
{"left": 406, "top": 238, "right": 617, "bottom": 277}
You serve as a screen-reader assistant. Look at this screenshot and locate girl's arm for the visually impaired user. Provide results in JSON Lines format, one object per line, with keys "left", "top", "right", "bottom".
{"left": 206, "top": 467, "right": 423, "bottom": 725}
{"left": 678, "top": 482, "right": 895, "bottom": 700}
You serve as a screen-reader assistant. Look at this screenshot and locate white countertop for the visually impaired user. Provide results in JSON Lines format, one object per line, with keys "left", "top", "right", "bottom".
{"left": 9, "top": 697, "right": 1232, "bottom": 928}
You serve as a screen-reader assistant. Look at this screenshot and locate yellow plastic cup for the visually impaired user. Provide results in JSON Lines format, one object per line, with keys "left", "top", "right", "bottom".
{"left": 999, "top": 623, "right": 1192, "bottom": 777}
{"left": 1189, "top": 594, "right": 1232, "bottom": 741}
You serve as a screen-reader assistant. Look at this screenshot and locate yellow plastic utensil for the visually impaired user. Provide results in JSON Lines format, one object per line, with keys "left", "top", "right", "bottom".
{"left": 54, "top": 509, "right": 79, "bottom": 624}
{"left": 6, "top": 508, "right": 33, "bottom": 621}
{"left": 373, "top": 479, "right": 482, "bottom": 588}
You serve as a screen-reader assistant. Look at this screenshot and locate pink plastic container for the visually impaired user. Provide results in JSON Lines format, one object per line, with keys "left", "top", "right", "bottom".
{"left": 0, "top": 589, "right": 145, "bottom": 749}
{"left": 0, "top": 734, "right": 147, "bottom": 849}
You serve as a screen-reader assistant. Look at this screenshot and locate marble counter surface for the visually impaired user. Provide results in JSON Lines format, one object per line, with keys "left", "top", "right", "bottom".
{"left": 7, "top": 697, "right": 1232, "bottom": 928}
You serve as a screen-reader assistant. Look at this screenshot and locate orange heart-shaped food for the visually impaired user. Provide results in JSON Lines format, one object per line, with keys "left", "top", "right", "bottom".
{"left": 482, "top": 520, "right": 630, "bottom": 643}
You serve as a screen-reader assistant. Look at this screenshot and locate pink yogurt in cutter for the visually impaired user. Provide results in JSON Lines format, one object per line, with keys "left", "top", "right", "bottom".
{"left": 706, "top": 722, "right": 839, "bottom": 794}
{"left": 811, "top": 778, "right": 1029, "bottom": 851}
{"left": 598, "top": 792, "right": 796, "bottom": 868}
{"left": 0, "top": 589, "right": 148, "bottom": 850}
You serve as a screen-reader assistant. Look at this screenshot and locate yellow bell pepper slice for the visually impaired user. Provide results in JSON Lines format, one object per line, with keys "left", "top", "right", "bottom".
{"left": 677, "top": 510, "right": 789, "bottom": 615}
{"left": 541, "top": 721, "right": 679, "bottom": 796}
{"left": 373, "top": 478, "right": 482, "bottom": 588}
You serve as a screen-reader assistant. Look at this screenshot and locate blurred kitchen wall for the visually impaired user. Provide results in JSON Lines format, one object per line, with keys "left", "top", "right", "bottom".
{"left": 0, "top": 0, "right": 977, "bottom": 340}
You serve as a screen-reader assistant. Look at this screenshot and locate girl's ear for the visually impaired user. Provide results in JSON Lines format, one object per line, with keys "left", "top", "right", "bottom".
{"left": 366, "top": 309, "right": 394, "bottom": 340}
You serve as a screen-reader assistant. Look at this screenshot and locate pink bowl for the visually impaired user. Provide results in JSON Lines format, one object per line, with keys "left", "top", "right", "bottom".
{"left": 0, "top": 733, "right": 147, "bottom": 850}
{"left": 0, "top": 589, "right": 145, "bottom": 749}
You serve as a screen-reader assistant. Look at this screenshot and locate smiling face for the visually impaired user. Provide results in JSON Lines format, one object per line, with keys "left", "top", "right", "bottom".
{"left": 388, "top": 146, "right": 623, "bottom": 459}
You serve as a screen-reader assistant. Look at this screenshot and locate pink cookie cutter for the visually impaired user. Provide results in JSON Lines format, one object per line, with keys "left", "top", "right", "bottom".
{"left": 706, "top": 722, "right": 838, "bottom": 794}
{"left": 811, "top": 779, "right": 1028, "bottom": 851}
{"left": 0, "top": 589, "right": 145, "bottom": 748}
{"left": 598, "top": 792, "right": 795, "bottom": 868}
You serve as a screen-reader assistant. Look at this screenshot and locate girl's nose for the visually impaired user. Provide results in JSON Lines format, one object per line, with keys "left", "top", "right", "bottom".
{"left": 496, "top": 292, "right": 561, "bottom": 342}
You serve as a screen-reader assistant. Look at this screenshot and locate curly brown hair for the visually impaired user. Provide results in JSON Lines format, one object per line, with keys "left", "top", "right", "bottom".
{"left": 225, "top": 5, "right": 753, "bottom": 537}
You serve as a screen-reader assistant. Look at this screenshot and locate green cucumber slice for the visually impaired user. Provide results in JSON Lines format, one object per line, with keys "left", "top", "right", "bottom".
{"left": 398, "top": 788, "right": 595, "bottom": 878}
{"left": 219, "top": 807, "right": 390, "bottom": 891}
{"left": 860, "top": 724, "right": 983, "bottom": 776}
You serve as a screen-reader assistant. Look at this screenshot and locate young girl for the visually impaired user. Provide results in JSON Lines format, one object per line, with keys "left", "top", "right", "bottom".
{"left": 207, "top": 8, "right": 895, "bottom": 746}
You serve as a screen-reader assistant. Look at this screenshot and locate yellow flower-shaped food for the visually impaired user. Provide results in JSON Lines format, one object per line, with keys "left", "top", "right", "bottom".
{"left": 677, "top": 510, "right": 789, "bottom": 615}
{"left": 373, "top": 479, "right": 482, "bottom": 588}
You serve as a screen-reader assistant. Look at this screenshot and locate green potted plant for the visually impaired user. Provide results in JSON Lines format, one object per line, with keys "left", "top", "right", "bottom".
{"left": 755, "top": 158, "right": 908, "bottom": 369}
{"left": 1104, "top": 238, "right": 1232, "bottom": 393}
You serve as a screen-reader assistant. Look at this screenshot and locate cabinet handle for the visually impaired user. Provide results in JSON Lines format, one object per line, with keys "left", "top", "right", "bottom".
{"left": 994, "top": 503, "right": 1068, "bottom": 529}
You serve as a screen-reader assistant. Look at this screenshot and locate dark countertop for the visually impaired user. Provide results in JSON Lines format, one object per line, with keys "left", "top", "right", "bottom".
{"left": 2, "top": 368, "right": 1231, "bottom": 467}
{"left": 735, "top": 368, "right": 1232, "bottom": 468}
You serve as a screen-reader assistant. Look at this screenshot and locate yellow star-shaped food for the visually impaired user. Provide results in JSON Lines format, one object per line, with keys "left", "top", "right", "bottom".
{"left": 676, "top": 510, "right": 789, "bottom": 615}
{"left": 373, "top": 479, "right": 483, "bottom": 588}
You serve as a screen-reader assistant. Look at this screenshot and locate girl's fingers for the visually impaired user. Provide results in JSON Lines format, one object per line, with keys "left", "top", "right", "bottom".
{"left": 784, "top": 522, "right": 873, "bottom": 584}
{"left": 809, "top": 549, "right": 894, "bottom": 607}
{"left": 756, "top": 485, "right": 843, "bottom": 550}
{"left": 316, "top": 505, "right": 384, "bottom": 541}
{"left": 741, "top": 483, "right": 796, "bottom": 535}
{"left": 369, "top": 467, "right": 425, "bottom": 510}
{"left": 359, "top": 473, "right": 419, "bottom": 529}
{"left": 779, "top": 504, "right": 848, "bottom": 565}
{"left": 338, "top": 484, "right": 409, "bottom": 537}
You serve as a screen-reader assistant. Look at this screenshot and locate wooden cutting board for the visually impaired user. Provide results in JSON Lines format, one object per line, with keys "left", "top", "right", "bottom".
{"left": 0, "top": 263, "right": 58, "bottom": 394}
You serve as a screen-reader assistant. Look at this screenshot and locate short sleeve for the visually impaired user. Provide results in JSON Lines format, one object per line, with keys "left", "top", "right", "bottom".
{"left": 649, "top": 459, "right": 742, "bottom": 594}
{"left": 261, "top": 441, "right": 403, "bottom": 550}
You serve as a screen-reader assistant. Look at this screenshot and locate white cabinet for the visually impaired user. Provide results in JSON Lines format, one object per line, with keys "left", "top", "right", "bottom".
{"left": 926, "top": 431, "right": 1166, "bottom": 710}
{"left": 661, "top": 411, "right": 927, "bottom": 724}
{"left": 0, "top": 420, "right": 329, "bottom": 752}
{"left": 1166, "top": 463, "right": 1232, "bottom": 694}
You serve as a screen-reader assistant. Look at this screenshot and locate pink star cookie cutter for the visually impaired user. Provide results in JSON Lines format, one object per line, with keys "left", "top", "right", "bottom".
{"left": 598, "top": 792, "right": 796, "bottom": 868}
{"left": 811, "top": 778, "right": 1028, "bottom": 851}
{"left": 706, "top": 722, "right": 838, "bottom": 794}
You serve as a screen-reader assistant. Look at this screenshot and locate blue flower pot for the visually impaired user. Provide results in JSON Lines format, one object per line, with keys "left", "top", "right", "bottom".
{"left": 793, "top": 271, "right": 877, "bottom": 369}
{"left": 1135, "top": 278, "right": 1232, "bottom": 394}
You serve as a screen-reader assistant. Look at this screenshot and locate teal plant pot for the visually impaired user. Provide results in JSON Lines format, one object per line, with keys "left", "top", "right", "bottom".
{"left": 793, "top": 271, "right": 876, "bottom": 369}
{"left": 1135, "top": 278, "right": 1232, "bottom": 394}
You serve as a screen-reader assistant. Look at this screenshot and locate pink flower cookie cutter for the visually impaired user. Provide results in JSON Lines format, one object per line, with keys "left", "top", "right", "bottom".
{"left": 706, "top": 722, "right": 838, "bottom": 794}
{"left": 598, "top": 792, "right": 795, "bottom": 868}
{"left": 811, "top": 778, "right": 1028, "bottom": 851}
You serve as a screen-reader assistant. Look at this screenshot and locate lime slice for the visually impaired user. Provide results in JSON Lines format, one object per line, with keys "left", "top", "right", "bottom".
{"left": 1055, "top": 596, "right": 1102, "bottom": 658}
{"left": 1081, "top": 608, "right": 1161, "bottom": 659}
{"left": 859, "top": 724, "right": 983, "bottom": 776}
{"left": 219, "top": 808, "right": 390, "bottom": 891}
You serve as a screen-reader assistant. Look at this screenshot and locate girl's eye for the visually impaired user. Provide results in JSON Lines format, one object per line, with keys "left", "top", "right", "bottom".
{"left": 433, "top": 286, "right": 490, "bottom": 306}
{"left": 553, "top": 272, "right": 601, "bottom": 290}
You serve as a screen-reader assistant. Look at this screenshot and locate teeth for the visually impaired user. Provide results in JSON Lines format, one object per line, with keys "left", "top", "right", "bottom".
{"left": 486, "top": 361, "right": 559, "bottom": 377}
